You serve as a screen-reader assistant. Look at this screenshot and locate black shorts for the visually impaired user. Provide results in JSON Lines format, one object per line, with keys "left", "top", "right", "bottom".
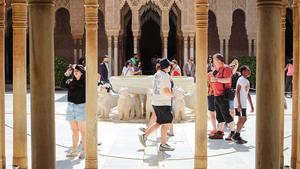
{"left": 235, "top": 108, "right": 247, "bottom": 117}
{"left": 208, "top": 95, "right": 215, "bottom": 112}
{"left": 152, "top": 105, "right": 173, "bottom": 125}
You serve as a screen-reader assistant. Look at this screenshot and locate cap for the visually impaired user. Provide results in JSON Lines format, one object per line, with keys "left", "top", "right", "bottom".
{"left": 159, "top": 59, "right": 171, "bottom": 70}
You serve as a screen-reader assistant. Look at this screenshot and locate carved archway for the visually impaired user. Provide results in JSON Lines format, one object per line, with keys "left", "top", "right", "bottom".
{"left": 208, "top": 10, "right": 220, "bottom": 56}
{"left": 139, "top": 2, "right": 162, "bottom": 75}
{"left": 54, "top": 8, "right": 74, "bottom": 62}
{"left": 228, "top": 9, "right": 248, "bottom": 58}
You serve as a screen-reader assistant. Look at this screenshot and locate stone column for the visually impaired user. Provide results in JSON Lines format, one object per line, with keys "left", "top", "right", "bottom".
{"left": 256, "top": 1, "right": 282, "bottom": 169}
{"left": 29, "top": 0, "right": 55, "bottom": 168}
{"left": 280, "top": 1, "right": 286, "bottom": 168}
{"left": 253, "top": 39, "right": 257, "bottom": 56}
{"left": 220, "top": 39, "right": 224, "bottom": 55}
{"left": 163, "top": 35, "right": 168, "bottom": 58}
{"left": 79, "top": 39, "right": 83, "bottom": 60}
{"left": 107, "top": 35, "right": 112, "bottom": 75}
{"left": 114, "top": 35, "right": 118, "bottom": 76}
{"left": 225, "top": 38, "right": 229, "bottom": 63}
{"left": 190, "top": 35, "right": 195, "bottom": 58}
{"left": 291, "top": 1, "right": 299, "bottom": 168}
{"left": 12, "top": 1, "right": 28, "bottom": 168}
{"left": 195, "top": 0, "right": 208, "bottom": 168}
{"left": 134, "top": 35, "right": 138, "bottom": 54}
{"left": 296, "top": 1, "right": 300, "bottom": 168}
{"left": 84, "top": 1, "right": 98, "bottom": 168}
{"left": 184, "top": 36, "right": 188, "bottom": 64}
{"left": 73, "top": 39, "right": 78, "bottom": 63}
{"left": 248, "top": 39, "right": 252, "bottom": 56}
{"left": 0, "top": 2, "right": 5, "bottom": 169}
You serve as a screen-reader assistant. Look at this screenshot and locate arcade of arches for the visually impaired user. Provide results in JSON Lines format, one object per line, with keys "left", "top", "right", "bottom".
{"left": 1, "top": 0, "right": 300, "bottom": 169}
{"left": 3, "top": 0, "right": 294, "bottom": 79}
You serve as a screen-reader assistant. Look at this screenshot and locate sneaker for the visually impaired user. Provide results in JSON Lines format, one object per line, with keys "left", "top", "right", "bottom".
{"left": 66, "top": 150, "right": 78, "bottom": 158}
{"left": 225, "top": 131, "right": 235, "bottom": 141}
{"left": 139, "top": 127, "right": 146, "bottom": 133}
{"left": 159, "top": 144, "right": 175, "bottom": 151}
{"left": 138, "top": 134, "right": 147, "bottom": 147}
{"left": 233, "top": 137, "right": 247, "bottom": 144}
{"left": 208, "top": 131, "right": 224, "bottom": 139}
{"left": 167, "top": 132, "right": 175, "bottom": 137}
{"left": 78, "top": 151, "right": 85, "bottom": 159}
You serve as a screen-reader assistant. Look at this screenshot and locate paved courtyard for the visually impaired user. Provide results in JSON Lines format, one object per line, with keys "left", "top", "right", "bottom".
{"left": 3, "top": 92, "right": 293, "bottom": 169}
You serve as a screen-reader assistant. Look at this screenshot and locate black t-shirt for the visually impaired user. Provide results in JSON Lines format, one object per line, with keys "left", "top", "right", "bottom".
{"left": 231, "top": 73, "right": 241, "bottom": 90}
{"left": 64, "top": 76, "right": 86, "bottom": 104}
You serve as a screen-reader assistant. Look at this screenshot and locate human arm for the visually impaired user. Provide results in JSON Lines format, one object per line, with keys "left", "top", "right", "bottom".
{"left": 236, "top": 84, "right": 242, "bottom": 112}
{"left": 247, "top": 93, "right": 254, "bottom": 112}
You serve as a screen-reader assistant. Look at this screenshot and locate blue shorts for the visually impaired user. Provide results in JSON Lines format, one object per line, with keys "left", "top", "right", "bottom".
{"left": 66, "top": 103, "right": 86, "bottom": 122}
{"left": 229, "top": 100, "right": 234, "bottom": 110}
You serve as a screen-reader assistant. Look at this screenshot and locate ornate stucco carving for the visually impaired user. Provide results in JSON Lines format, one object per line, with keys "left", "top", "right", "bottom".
{"left": 209, "top": 0, "right": 217, "bottom": 13}
{"left": 232, "top": 0, "right": 246, "bottom": 11}
{"left": 55, "top": 0, "right": 71, "bottom": 10}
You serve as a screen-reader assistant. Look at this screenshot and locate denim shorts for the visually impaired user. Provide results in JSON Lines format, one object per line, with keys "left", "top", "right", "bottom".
{"left": 66, "top": 102, "right": 86, "bottom": 122}
{"left": 229, "top": 100, "right": 234, "bottom": 110}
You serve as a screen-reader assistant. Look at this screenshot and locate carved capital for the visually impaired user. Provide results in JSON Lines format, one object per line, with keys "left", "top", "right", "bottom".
{"left": 195, "top": 0, "right": 208, "bottom": 29}
{"left": 12, "top": 2, "right": 28, "bottom": 29}
{"left": 84, "top": 4, "right": 99, "bottom": 30}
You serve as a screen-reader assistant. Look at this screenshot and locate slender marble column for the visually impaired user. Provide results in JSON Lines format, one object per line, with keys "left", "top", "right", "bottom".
{"left": 195, "top": 0, "right": 208, "bottom": 168}
{"left": 0, "top": 1, "right": 5, "bottom": 169}
{"left": 29, "top": 0, "right": 55, "bottom": 168}
{"left": 12, "top": 1, "right": 28, "bottom": 168}
{"left": 256, "top": 1, "right": 282, "bottom": 169}
{"left": 184, "top": 36, "right": 188, "bottom": 64}
{"left": 114, "top": 35, "right": 118, "bottom": 76}
{"left": 190, "top": 35, "right": 195, "bottom": 58}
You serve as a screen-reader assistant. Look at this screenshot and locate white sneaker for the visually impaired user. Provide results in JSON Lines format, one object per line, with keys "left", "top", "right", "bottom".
{"left": 159, "top": 144, "right": 175, "bottom": 151}
{"left": 79, "top": 151, "right": 85, "bottom": 159}
{"left": 66, "top": 150, "right": 78, "bottom": 158}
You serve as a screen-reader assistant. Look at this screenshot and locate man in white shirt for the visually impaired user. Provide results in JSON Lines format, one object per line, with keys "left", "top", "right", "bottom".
{"left": 232, "top": 65, "right": 254, "bottom": 144}
{"left": 139, "top": 59, "right": 175, "bottom": 151}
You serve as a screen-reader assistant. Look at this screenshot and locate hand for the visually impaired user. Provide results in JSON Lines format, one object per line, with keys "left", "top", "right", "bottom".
{"left": 65, "top": 68, "right": 72, "bottom": 77}
{"left": 237, "top": 105, "right": 242, "bottom": 113}
{"left": 251, "top": 106, "right": 254, "bottom": 112}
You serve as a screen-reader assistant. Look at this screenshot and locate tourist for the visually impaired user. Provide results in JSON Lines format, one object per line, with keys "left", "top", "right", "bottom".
{"left": 208, "top": 53, "right": 236, "bottom": 141}
{"left": 121, "top": 60, "right": 135, "bottom": 76}
{"left": 285, "top": 58, "right": 293, "bottom": 97}
{"left": 63, "top": 64, "right": 86, "bottom": 159}
{"left": 99, "top": 55, "right": 110, "bottom": 84}
{"left": 207, "top": 55, "right": 213, "bottom": 71}
{"left": 130, "top": 53, "right": 141, "bottom": 66}
{"left": 232, "top": 65, "right": 254, "bottom": 144}
{"left": 133, "top": 61, "right": 143, "bottom": 75}
{"left": 229, "top": 59, "right": 240, "bottom": 118}
{"left": 207, "top": 67, "right": 217, "bottom": 134}
{"left": 171, "top": 59, "right": 182, "bottom": 76}
{"left": 139, "top": 58, "right": 175, "bottom": 151}
{"left": 183, "top": 57, "right": 195, "bottom": 78}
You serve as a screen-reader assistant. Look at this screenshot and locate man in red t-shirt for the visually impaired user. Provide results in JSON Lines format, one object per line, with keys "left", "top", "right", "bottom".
{"left": 208, "top": 53, "right": 236, "bottom": 141}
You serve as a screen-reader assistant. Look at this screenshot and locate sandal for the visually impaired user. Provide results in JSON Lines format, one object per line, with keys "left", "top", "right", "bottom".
{"left": 66, "top": 150, "right": 78, "bottom": 158}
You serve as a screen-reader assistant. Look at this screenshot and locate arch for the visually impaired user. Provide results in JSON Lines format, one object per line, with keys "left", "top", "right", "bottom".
{"left": 168, "top": 3, "right": 181, "bottom": 65}
{"left": 208, "top": 10, "right": 220, "bottom": 56}
{"left": 120, "top": 2, "right": 134, "bottom": 72}
{"left": 98, "top": 10, "right": 108, "bottom": 58}
{"left": 5, "top": 9, "right": 12, "bottom": 84}
{"left": 139, "top": 3, "right": 162, "bottom": 74}
{"left": 228, "top": 9, "right": 248, "bottom": 58}
{"left": 54, "top": 8, "right": 74, "bottom": 62}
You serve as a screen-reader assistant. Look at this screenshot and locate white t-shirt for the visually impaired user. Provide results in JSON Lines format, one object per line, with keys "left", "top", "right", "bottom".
{"left": 121, "top": 66, "right": 134, "bottom": 76}
{"left": 151, "top": 70, "right": 172, "bottom": 106}
{"left": 234, "top": 76, "right": 250, "bottom": 109}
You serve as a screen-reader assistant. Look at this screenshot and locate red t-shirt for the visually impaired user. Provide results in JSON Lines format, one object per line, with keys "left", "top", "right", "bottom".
{"left": 212, "top": 66, "right": 232, "bottom": 96}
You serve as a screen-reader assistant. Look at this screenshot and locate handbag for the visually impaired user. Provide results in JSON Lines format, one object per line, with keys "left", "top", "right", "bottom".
{"left": 221, "top": 68, "right": 235, "bottom": 101}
